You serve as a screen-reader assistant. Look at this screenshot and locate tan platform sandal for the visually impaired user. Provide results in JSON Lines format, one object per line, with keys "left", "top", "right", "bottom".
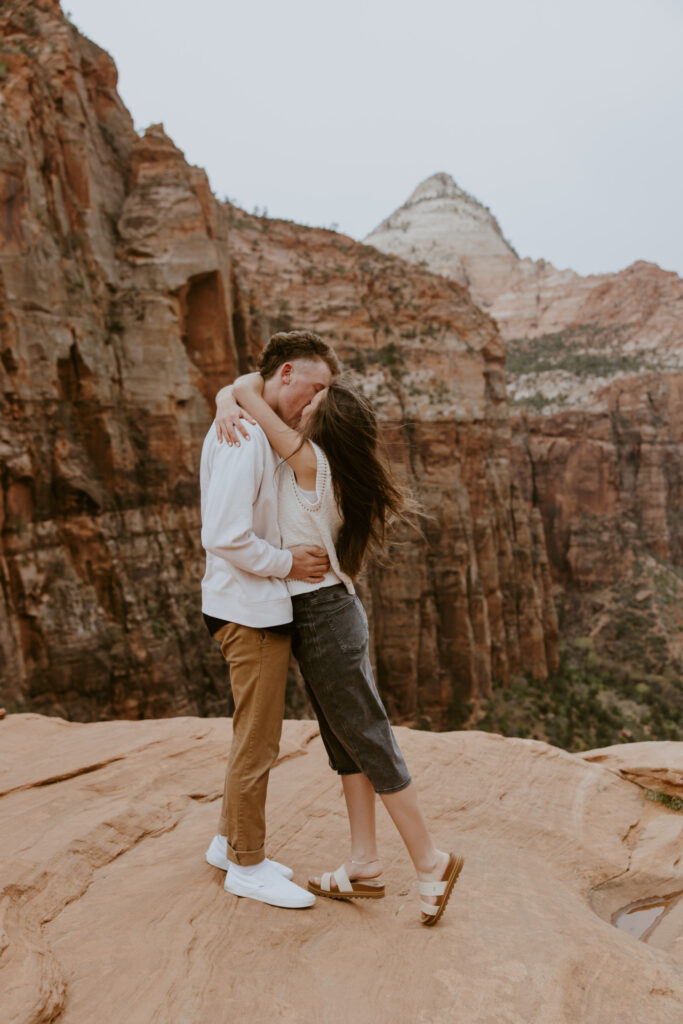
{"left": 307, "top": 863, "right": 385, "bottom": 901}
{"left": 419, "top": 852, "right": 464, "bottom": 926}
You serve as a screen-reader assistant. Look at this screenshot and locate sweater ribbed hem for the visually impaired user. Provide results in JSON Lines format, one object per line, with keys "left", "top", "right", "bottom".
{"left": 202, "top": 591, "right": 293, "bottom": 629}
{"left": 286, "top": 572, "right": 354, "bottom": 597}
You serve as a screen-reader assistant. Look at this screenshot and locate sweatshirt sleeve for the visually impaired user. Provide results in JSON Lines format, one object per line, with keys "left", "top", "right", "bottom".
{"left": 201, "top": 436, "right": 294, "bottom": 578}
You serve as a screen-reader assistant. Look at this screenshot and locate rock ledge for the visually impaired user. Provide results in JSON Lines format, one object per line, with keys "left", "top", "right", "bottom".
{"left": 1, "top": 714, "right": 682, "bottom": 1023}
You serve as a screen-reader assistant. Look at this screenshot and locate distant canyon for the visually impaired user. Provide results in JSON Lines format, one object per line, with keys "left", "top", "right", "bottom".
{"left": 0, "top": 1, "right": 680, "bottom": 747}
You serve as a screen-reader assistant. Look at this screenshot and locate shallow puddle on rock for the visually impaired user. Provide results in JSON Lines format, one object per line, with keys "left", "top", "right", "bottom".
{"left": 613, "top": 891, "right": 683, "bottom": 941}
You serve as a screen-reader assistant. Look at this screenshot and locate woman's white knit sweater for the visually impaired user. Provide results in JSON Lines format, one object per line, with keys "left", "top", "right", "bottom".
{"left": 278, "top": 441, "right": 355, "bottom": 596}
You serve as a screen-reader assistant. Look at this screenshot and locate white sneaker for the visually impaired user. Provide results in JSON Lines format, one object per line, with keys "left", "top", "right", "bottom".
{"left": 205, "top": 835, "right": 294, "bottom": 880}
{"left": 224, "top": 860, "right": 316, "bottom": 909}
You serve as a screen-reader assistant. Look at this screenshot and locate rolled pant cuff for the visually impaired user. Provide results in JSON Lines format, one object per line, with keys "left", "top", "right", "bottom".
{"left": 218, "top": 829, "right": 266, "bottom": 866}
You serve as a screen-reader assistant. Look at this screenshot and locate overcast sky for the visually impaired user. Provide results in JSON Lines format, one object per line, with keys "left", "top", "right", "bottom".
{"left": 66, "top": 0, "right": 683, "bottom": 277}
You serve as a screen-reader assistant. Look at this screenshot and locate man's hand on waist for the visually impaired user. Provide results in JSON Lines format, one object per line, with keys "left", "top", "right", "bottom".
{"left": 288, "top": 545, "right": 330, "bottom": 583}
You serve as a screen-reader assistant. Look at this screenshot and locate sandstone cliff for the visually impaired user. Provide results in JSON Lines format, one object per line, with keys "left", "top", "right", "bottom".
{"left": 0, "top": 1, "right": 245, "bottom": 721}
{"left": 0, "top": 3, "right": 557, "bottom": 726}
{"left": 365, "top": 174, "right": 683, "bottom": 710}
{"left": 1, "top": 713, "right": 682, "bottom": 1023}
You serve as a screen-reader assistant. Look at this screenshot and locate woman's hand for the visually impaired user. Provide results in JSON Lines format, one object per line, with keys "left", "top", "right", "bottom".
{"left": 215, "top": 384, "right": 257, "bottom": 447}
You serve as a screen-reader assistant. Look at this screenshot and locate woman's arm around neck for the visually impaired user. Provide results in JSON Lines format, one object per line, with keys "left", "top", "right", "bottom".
{"left": 231, "top": 373, "right": 317, "bottom": 489}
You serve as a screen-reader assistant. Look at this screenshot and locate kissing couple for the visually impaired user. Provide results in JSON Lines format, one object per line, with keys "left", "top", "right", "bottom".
{"left": 200, "top": 330, "right": 463, "bottom": 925}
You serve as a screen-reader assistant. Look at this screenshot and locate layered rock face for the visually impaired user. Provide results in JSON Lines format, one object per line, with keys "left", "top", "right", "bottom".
{"left": 0, "top": 2, "right": 556, "bottom": 725}
{"left": 365, "top": 172, "right": 683, "bottom": 373}
{"left": 0, "top": 2, "right": 246, "bottom": 719}
{"left": 2, "top": 712, "right": 683, "bottom": 1023}
{"left": 366, "top": 174, "right": 683, "bottom": 683}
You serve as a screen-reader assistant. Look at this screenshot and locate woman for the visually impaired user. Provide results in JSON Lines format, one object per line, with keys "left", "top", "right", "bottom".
{"left": 215, "top": 373, "right": 464, "bottom": 926}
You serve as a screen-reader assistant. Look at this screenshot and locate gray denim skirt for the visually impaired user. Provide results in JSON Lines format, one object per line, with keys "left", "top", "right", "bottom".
{"left": 291, "top": 584, "right": 411, "bottom": 795}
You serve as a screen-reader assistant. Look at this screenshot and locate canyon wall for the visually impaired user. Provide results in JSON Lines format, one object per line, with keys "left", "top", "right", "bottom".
{"left": 0, "top": 2, "right": 557, "bottom": 727}
{"left": 366, "top": 173, "right": 683, "bottom": 686}
{"left": 0, "top": 1, "right": 251, "bottom": 720}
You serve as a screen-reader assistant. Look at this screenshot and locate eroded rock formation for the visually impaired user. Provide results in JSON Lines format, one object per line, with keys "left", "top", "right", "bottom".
{"left": 365, "top": 171, "right": 520, "bottom": 306}
{"left": 0, "top": 3, "right": 557, "bottom": 725}
{"left": 0, "top": 2, "right": 249, "bottom": 720}
{"left": 366, "top": 174, "right": 683, "bottom": 684}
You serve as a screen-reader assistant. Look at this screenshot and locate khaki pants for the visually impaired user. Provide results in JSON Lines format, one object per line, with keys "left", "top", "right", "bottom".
{"left": 215, "top": 622, "right": 290, "bottom": 866}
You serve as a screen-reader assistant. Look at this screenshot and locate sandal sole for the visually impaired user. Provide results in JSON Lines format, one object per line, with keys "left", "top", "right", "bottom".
{"left": 421, "top": 854, "right": 464, "bottom": 927}
{"left": 307, "top": 882, "right": 385, "bottom": 901}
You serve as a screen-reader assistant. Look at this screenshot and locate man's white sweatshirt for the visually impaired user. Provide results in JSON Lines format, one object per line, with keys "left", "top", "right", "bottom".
{"left": 200, "top": 423, "right": 293, "bottom": 627}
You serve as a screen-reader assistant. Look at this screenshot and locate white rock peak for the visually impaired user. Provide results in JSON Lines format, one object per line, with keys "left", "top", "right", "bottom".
{"left": 365, "top": 172, "right": 519, "bottom": 304}
{"left": 403, "top": 172, "right": 505, "bottom": 228}
{"left": 407, "top": 171, "right": 475, "bottom": 204}
{"left": 364, "top": 172, "right": 683, "bottom": 418}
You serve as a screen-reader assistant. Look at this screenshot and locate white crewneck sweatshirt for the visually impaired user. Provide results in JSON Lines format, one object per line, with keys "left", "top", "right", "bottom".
{"left": 200, "top": 423, "right": 293, "bottom": 627}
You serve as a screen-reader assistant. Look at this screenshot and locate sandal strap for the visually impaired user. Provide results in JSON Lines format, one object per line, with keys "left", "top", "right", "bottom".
{"left": 420, "top": 900, "right": 439, "bottom": 915}
{"left": 333, "top": 864, "right": 352, "bottom": 893}
{"left": 320, "top": 865, "right": 353, "bottom": 893}
{"left": 419, "top": 879, "right": 447, "bottom": 897}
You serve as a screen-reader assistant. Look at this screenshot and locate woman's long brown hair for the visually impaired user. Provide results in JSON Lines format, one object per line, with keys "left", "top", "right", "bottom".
{"left": 300, "top": 379, "right": 416, "bottom": 579}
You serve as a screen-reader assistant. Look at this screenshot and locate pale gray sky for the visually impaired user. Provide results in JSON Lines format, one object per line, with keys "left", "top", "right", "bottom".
{"left": 66, "top": 0, "right": 683, "bottom": 277}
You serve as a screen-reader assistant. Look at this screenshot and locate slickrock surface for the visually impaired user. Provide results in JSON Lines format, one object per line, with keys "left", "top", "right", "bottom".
{"left": 0, "top": 1, "right": 557, "bottom": 725}
{"left": 366, "top": 174, "right": 683, "bottom": 682}
{"left": 1, "top": 714, "right": 682, "bottom": 1024}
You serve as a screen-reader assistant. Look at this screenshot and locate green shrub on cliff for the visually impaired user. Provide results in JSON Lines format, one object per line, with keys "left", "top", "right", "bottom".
{"left": 476, "top": 638, "right": 683, "bottom": 752}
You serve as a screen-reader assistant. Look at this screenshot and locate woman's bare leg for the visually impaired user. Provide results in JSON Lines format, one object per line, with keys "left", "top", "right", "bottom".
{"left": 310, "top": 773, "right": 382, "bottom": 888}
{"left": 342, "top": 773, "right": 382, "bottom": 871}
{"left": 310, "top": 776, "right": 450, "bottom": 917}
{"left": 380, "top": 782, "right": 450, "bottom": 919}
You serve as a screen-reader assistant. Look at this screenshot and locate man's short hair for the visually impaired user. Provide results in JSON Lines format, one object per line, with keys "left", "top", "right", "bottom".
{"left": 257, "top": 330, "right": 340, "bottom": 380}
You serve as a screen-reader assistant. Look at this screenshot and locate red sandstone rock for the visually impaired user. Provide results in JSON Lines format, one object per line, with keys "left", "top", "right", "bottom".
{"left": 0, "top": 3, "right": 557, "bottom": 724}
{"left": 1, "top": 713, "right": 682, "bottom": 1023}
{"left": 0, "top": 4, "right": 240, "bottom": 719}
{"left": 366, "top": 174, "right": 683, "bottom": 677}
{"left": 580, "top": 740, "right": 683, "bottom": 799}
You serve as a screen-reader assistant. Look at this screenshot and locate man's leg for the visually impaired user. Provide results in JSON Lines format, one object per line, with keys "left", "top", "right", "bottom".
{"left": 216, "top": 623, "right": 290, "bottom": 866}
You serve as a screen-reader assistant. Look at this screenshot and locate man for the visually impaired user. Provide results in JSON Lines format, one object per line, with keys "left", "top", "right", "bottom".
{"left": 201, "top": 330, "right": 340, "bottom": 908}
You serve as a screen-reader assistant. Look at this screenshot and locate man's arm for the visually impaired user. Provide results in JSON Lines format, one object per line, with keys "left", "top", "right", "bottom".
{"left": 201, "top": 434, "right": 293, "bottom": 578}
